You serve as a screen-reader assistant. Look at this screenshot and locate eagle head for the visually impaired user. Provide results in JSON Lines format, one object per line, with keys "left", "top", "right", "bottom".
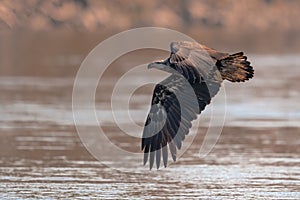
{"left": 147, "top": 59, "right": 172, "bottom": 72}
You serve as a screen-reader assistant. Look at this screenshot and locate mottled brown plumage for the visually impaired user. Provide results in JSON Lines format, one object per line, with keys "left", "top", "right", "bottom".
{"left": 142, "top": 41, "right": 254, "bottom": 169}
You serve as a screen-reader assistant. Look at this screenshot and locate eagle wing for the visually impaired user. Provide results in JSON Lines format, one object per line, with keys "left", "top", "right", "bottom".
{"left": 169, "top": 41, "right": 224, "bottom": 83}
{"left": 142, "top": 74, "right": 221, "bottom": 169}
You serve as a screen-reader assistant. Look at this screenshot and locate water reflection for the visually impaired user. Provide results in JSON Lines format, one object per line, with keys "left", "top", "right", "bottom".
{"left": 0, "top": 55, "right": 300, "bottom": 199}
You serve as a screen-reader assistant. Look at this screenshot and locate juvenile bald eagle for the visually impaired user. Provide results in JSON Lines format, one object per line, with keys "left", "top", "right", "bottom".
{"left": 142, "top": 41, "right": 254, "bottom": 169}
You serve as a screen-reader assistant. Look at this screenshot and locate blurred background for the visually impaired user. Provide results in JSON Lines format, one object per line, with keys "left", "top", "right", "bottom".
{"left": 0, "top": 0, "right": 299, "bottom": 199}
{"left": 1, "top": 0, "right": 300, "bottom": 76}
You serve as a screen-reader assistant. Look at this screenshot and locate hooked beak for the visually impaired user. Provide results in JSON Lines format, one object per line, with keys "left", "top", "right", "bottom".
{"left": 147, "top": 62, "right": 155, "bottom": 69}
{"left": 147, "top": 60, "right": 165, "bottom": 69}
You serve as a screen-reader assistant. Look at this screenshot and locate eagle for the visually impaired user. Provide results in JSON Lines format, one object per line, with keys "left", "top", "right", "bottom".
{"left": 142, "top": 41, "right": 254, "bottom": 169}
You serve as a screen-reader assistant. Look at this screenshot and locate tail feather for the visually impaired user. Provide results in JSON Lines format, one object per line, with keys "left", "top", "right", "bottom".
{"left": 216, "top": 52, "right": 254, "bottom": 82}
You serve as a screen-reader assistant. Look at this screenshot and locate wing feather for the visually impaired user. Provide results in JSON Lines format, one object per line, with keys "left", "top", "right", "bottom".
{"left": 169, "top": 41, "right": 223, "bottom": 84}
{"left": 142, "top": 74, "right": 221, "bottom": 169}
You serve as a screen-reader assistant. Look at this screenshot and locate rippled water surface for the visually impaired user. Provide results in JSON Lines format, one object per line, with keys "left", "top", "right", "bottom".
{"left": 1, "top": 55, "right": 300, "bottom": 199}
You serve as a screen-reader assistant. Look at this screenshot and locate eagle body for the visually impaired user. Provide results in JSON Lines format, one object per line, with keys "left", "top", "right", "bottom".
{"left": 142, "top": 41, "right": 254, "bottom": 169}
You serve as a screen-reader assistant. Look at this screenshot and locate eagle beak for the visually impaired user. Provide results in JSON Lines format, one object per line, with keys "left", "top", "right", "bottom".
{"left": 148, "top": 60, "right": 165, "bottom": 69}
{"left": 147, "top": 63, "right": 155, "bottom": 69}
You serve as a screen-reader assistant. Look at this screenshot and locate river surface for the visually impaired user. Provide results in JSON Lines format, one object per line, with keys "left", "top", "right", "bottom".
{"left": 0, "top": 54, "right": 300, "bottom": 199}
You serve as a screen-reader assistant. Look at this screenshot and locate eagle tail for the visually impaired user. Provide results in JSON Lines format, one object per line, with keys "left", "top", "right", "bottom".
{"left": 217, "top": 52, "right": 254, "bottom": 82}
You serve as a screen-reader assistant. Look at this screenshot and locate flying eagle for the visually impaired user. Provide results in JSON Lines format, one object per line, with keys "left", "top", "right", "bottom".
{"left": 141, "top": 41, "right": 254, "bottom": 169}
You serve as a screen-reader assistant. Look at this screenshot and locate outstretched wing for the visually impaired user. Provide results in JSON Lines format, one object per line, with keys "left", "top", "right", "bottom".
{"left": 169, "top": 41, "right": 224, "bottom": 83}
{"left": 141, "top": 74, "right": 221, "bottom": 169}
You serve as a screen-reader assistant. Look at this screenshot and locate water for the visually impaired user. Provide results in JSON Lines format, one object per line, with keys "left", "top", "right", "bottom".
{"left": 1, "top": 55, "right": 300, "bottom": 199}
